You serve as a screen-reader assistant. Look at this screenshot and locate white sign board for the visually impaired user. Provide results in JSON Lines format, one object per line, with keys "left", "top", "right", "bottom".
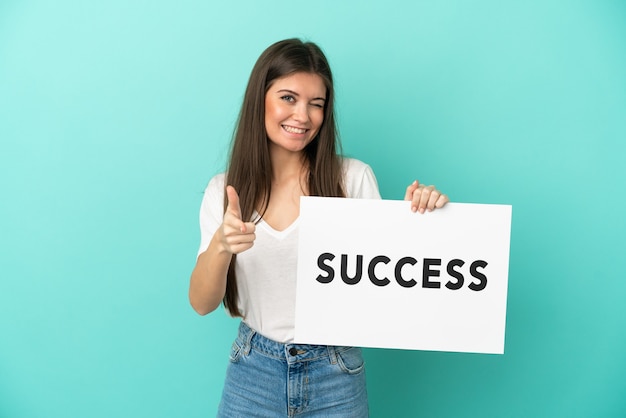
{"left": 295, "top": 197, "right": 512, "bottom": 354}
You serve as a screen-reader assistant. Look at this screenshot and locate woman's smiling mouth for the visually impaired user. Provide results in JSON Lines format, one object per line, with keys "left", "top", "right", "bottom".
{"left": 282, "top": 125, "right": 308, "bottom": 134}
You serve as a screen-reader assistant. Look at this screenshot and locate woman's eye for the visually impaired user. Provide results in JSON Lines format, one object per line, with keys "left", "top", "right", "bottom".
{"left": 280, "top": 95, "right": 295, "bottom": 102}
{"left": 311, "top": 103, "right": 324, "bottom": 109}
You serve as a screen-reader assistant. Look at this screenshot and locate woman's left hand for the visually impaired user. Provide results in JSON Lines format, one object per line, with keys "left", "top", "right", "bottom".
{"left": 404, "top": 180, "right": 449, "bottom": 213}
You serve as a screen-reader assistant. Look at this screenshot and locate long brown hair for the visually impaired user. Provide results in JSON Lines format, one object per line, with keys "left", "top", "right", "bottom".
{"left": 223, "top": 38, "right": 345, "bottom": 316}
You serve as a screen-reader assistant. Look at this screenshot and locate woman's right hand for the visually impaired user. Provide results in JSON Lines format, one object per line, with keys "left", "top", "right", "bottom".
{"left": 189, "top": 185, "right": 255, "bottom": 315}
{"left": 219, "top": 185, "right": 256, "bottom": 254}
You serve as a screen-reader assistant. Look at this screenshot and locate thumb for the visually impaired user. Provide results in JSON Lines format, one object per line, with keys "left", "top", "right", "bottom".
{"left": 226, "top": 185, "right": 243, "bottom": 221}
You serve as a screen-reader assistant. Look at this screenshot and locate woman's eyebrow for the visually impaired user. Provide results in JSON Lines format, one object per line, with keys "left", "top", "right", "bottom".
{"left": 277, "top": 89, "right": 326, "bottom": 101}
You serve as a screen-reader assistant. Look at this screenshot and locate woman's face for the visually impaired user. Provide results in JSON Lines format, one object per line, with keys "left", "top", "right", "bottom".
{"left": 264, "top": 72, "right": 326, "bottom": 156}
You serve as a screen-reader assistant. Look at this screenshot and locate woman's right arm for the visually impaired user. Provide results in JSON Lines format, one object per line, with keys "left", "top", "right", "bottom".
{"left": 189, "top": 185, "right": 256, "bottom": 315}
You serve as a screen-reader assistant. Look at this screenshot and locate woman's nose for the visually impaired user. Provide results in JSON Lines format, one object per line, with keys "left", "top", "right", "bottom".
{"left": 292, "top": 103, "right": 309, "bottom": 122}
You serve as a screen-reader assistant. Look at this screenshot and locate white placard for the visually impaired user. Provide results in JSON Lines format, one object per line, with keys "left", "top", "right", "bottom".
{"left": 295, "top": 197, "right": 512, "bottom": 354}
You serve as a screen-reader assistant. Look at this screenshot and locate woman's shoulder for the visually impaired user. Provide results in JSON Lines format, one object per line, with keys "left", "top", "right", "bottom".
{"left": 341, "top": 158, "right": 381, "bottom": 199}
{"left": 201, "top": 173, "right": 226, "bottom": 205}
{"left": 341, "top": 157, "right": 373, "bottom": 175}
{"left": 207, "top": 172, "right": 226, "bottom": 190}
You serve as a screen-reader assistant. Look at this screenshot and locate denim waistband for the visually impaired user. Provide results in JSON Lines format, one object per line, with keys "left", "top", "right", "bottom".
{"left": 236, "top": 321, "right": 345, "bottom": 364}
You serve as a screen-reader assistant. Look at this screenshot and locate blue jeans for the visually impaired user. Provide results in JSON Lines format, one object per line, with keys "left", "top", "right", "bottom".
{"left": 217, "top": 322, "right": 369, "bottom": 417}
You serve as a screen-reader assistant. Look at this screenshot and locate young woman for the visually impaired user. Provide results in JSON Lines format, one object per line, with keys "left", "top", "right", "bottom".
{"left": 189, "top": 38, "right": 449, "bottom": 417}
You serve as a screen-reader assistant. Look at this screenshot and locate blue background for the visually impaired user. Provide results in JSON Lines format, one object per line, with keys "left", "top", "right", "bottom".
{"left": 1, "top": 1, "right": 625, "bottom": 417}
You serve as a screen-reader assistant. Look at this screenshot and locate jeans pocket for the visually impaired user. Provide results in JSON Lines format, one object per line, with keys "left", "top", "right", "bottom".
{"left": 335, "top": 347, "right": 365, "bottom": 375}
{"left": 228, "top": 340, "right": 244, "bottom": 363}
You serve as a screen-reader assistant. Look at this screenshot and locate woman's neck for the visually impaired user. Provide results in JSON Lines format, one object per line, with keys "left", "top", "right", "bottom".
{"left": 269, "top": 147, "right": 308, "bottom": 186}
{"left": 261, "top": 148, "right": 309, "bottom": 231}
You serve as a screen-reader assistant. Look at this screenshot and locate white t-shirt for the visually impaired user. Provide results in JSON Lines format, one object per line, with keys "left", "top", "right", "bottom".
{"left": 197, "top": 158, "right": 381, "bottom": 343}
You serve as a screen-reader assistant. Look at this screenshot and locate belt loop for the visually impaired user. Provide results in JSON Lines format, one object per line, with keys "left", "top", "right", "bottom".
{"left": 243, "top": 323, "right": 255, "bottom": 355}
{"left": 327, "top": 345, "right": 338, "bottom": 365}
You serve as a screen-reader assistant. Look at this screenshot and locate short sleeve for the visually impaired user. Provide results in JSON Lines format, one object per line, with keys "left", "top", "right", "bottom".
{"left": 343, "top": 158, "right": 382, "bottom": 199}
{"left": 197, "top": 174, "right": 226, "bottom": 257}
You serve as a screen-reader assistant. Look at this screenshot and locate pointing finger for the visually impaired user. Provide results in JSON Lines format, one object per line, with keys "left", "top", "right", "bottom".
{"left": 226, "top": 185, "right": 248, "bottom": 233}
{"left": 226, "top": 185, "right": 243, "bottom": 221}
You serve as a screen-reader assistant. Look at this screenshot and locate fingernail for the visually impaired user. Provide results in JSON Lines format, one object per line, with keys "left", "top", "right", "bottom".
{"left": 412, "top": 206, "right": 417, "bottom": 212}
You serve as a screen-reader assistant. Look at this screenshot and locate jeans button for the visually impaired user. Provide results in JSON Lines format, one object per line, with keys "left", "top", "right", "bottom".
{"left": 288, "top": 347, "right": 298, "bottom": 356}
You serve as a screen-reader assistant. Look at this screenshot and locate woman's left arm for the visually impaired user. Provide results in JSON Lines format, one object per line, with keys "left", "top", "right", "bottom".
{"left": 404, "top": 180, "right": 449, "bottom": 213}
